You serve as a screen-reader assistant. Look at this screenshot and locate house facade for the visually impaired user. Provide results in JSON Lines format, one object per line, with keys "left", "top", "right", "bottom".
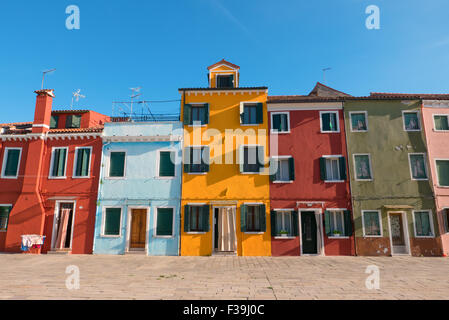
{"left": 344, "top": 97, "right": 442, "bottom": 256}
{"left": 267, "top": 83, "right": 355, "bottom": 256}
{"left": 179, "top": 60, "right": 272, "bottom": 256}
{"left": 93, "top": 121, "right": 183, "bottom": 255}
{"left": 0, "top": 89, "right": 109, "bottom": 254}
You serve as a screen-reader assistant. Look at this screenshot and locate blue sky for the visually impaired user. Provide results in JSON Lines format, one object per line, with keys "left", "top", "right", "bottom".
{"left": 1, "top": 0, "right": 448, "bottom": 123}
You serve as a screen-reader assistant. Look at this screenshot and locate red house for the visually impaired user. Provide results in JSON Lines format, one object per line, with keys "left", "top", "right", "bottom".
{"left": 268, "top": 83, "right": 355, "bottom": 256}
{"left": 0, "top": 89, "right": 109, "bottom": 254}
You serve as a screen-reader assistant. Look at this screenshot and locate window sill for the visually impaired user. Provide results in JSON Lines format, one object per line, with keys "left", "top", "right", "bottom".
{"left": 153, "top": 235, "right": 174, "bottom": 238}
{"left": 324, "top": 180, "right": 345, "bottom": 183}
{"left": 0, "top": 176, "right": 19, "bottom": 179}
{"left": 363, "top": 235, "right": 383, "bottom": 238}
{"left": 104, "top": 177, "right": 126, "bottom": 180}
{"left": 187, "top": 172, "right": 208, "bottom": 175}
{"left": 185, "top": 232, "right": 207, "bottom": 234}
{"left": 48, "top": 176, "right": 67, "bottom": 180}
{"left": 244, "top": 232, "right": 264, "bottom": 234}
{"left": 414, "top": 236, "right": 435, "bottom": 239}
{"left": 404, "top": 130, "right": 421, "bottom": 132}
{"left": 240, "top": 172, "right": 262, "bottom": 175}
{"left": 272, "top": 180, "right": 293, "bottom": 184}
{"left": 241, "top": 123, "right": 262, "bottom": 126}
{"left": 72, "top": 176, "right": 90, "bottom": 179}
{"left": 100, "top": 235, "right": 121, "bottom": 238}
{"left": 433, "top": 129, "right": 449, "bottom": 132}
{"left": 412, "top": 178, "right": 429, "bottom": 181}
{"left": 0, "top": 230, "right": 7, "bottom": 233}
{"left": 156, "top": 176, "right": 176, "bottom": 179}
{"left": 270, "top": 130, "right": 290, "bottom": 134}
{"left": 320, "top": 131, "right": 340, "bottom": 134}
{"left": 187, "top": 124, "right": 207, "bottom": 127}
{"left": 328, "top": 236, "right": 350, "bottom": 239}
{"left": 274, "top": 236, "right": 296, "bottom": 239}
{"left": 355, "top": 179, "right": 373, "bottom": 182}
{"left": 351, "top": 130, "right": 368, "bottom": 133}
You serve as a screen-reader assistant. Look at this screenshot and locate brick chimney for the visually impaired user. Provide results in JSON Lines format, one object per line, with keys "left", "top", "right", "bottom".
{"left": 32, "top": 89, "right": 54, "bottom": 133}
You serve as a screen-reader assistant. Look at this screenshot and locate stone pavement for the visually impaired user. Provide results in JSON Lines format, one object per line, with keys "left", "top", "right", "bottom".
{"left": 0, "top": 254, "right": 448, "bottom": 300}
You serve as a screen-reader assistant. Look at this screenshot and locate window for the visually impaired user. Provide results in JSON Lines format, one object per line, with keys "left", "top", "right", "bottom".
{"left": 320, "top": 111, "right": 339, "bottom": 132}
{"left": 434, "top": 115, "right": 449, "bottom": 131}
{"left": 73, "top": 147, "right": 91, "bottom": 177}
{"left": 159, "top": 151, "right": 175, "bottom": 177}
{"left": 183, "top": 104, "right": 209, "bottom": 126}
{"left": 271, "top": 157, "right": 294, "bottom": 182}
{"left": 436, "top": 160, "right": 449, "bottom": 187}
{"left": 240, "top": 103, "right": 263, "bottom": 125}
{"left": 108, "top": 151, "right": 126, "bottom": 177}
{"left": 350, "top": 112, "right": 368, "bottom": 132}
{"left": 65, "top": 115, "right": 82, "bottom": 129}
{"left": 50, "top": 115, "right": 59, "bottom": 129}
{"left": 241, "top": 146, "right": 264, "bottom": 173}
{"left": 324, "top": 210, "right": 352, "bottom": 237}
{"left": 271, "top": 112, "right": 290, "bottom": 133}
{"left": 155, "top": 207, "right": 174, "bottom": 236}
{"left": 1, "top": 148, "right": 21, "bottom": 178}
{"left": 242, "top": 205, "right": 266, "bottom": 232}
{"left": 409, "top": 154, "right": 428, "bottom": 180}
{"left": 271, "top": 210, "right": 298, "bottom": 237}
{"left": 319, "top": 156, "right": 346, "bottom": 182}
{"left": 362, "top": 211, "right": 382, "bottom": 236}
{"left": 442, "top": 208, "right": 449, "bottom": 234}
{"left": 103, "top": 208, "right": 121, "bottom": 236}
{"left": 184, "top": 205, "right": 209, "bottom": 232}
{"left": 413, "top": 211, "right": 434, "bottom": 237}
{"left": 0, "top": 205, "right": 12, "bottom": 231}
{"left": 403, "top": 111, "right": 420, "bottom": 131}
{"left": 184, "top": 146, "right": 209, "bottom": 174}
{"left": 353, "top": 154, "right": 372, "bottom": 180}
{"left": 216, "top": 74, "right": 234, "bottom": 88}
{"left": 49, "top": 147, "right": 67, "bottom": 178}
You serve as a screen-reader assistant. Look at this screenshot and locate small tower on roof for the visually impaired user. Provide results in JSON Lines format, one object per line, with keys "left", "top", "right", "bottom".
{"left": 207, "top": 59, "right": 240, "bottom": 88}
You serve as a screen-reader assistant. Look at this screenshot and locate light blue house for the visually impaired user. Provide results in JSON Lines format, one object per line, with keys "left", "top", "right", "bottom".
{"left": 93, "top": 120, "right": 183, "bottom": 255}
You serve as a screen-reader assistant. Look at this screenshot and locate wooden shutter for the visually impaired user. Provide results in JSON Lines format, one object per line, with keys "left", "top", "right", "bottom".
{"left": 4, "top": 149, "right": 20, "bottom": 176}
{"left": 159, "top": 151, "right": 175, "bottom": 177}
{"left": 319, "top": 157, "right": 327, "bottom": 181}
{"left": 339, "top": 157, "right": 347, "bottom": 180}
{"left": 203, "top": 103, "right": 209, "bottom": 125}
{"left": 259, "top": 204, "right": 266, "bottom": 232}
{"left": 344, "top": 210, "right": 353, "bottom": 236}
{"left": 288, "top": 157, "right": 295, "bottom": 181}
{"left": 256, "top": 103, "right": 264, "bottom": 124}
{"left": 270, "top": 210, "right": 276, "bottom": 236}
{"left": 292, "top": 211, "right": 299, "bottom": 236}
{"left": 183, "top": 147, "right": 191, "bottom": 173}
{"left": 184, "top": 205, "right": 190, "bottom": 232}
{"left": 324, "top": 210, "right": 331, "bottom": 236}
{"left": 183, "top": 104, "right": 192, "bottom": 125}
{"left": 202, "top": 146, "right": 210, "bottom": 172}
{"left": 201, "top": 205, "right": 210, "bottom": 232}
{"left": 240, "top": 205, "right": 247, "bottom": 232}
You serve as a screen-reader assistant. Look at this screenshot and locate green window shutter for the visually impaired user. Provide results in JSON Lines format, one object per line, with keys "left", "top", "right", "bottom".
{"left": 75, "top": 148, "right": 90, "bottom": 177}
{"left": 272, "top": 114, "right": 281, "bottom": 131}
{"left": 321, "top": 113, "right": 331, "bottom": 131}
{"left": 319, "top": 157, "right": 327, "bottom": 181}
{"left": 109, "top": 152, "right": 125, "bottom": 177}
{"left": 339, "top": 157, "right": 347, "bottom": 180}
{"left": 240, "top": 205, "right": 247, "bottom": 232}
{"left": 183, "top": 104, "right": 192, "bottom": 125}
{"left": 201, "top": 205, "right": 210, "bottom": 232}
{"left": 65, "top": 115, "right": 73, "bottom": 128}
{"left": 4, "top": 149, "right": 20, "bottom": 177}
{"left": 52, "top": 148, "right": 67, "bottom": 177}
{"left": 156, "top": 208, "right": 174, "bottom": 236}
{"left": 270, "top": 210, "right": 276, "bottom": 236}
{"left": 288, "top": 157, "right": 295, "bottom": 181}
{"left": 203, "top": 103, "right": 209, "bottom": 125}
{"left": 324, "top": 210, "right": 331, "bottom": 236}
{"left": 184, "top": 205, "right": 190, "bottom": 232}
{"left": 159, "top": 151, "right": 175, "bottom": 177}
{"left": 344, "top": 210, "right": 353, "bottom": 236}
{"left": 437, "top": 160, "right": 449, "bottom": 186}
{"left": 50, "top": 115, "right": 58, "bottom": 129}
{"left": 202, "top": 146, "right": 210, "bottom": 172}
{"left": 256, "top": 103, "right": 264, "bottom": 124}
{"left": 72, "top": 115, "right": 81, "bottom": 128}
{"left": 0, "top": 206, "right": 12, "bottom": 231}
{"left": 269, "top": 159, "right": 277, "bottom": 182}
{"left": 104, "top": 208, "right": 121, "bottom": 235}
{"left": 443, "top": 209, "right": 449, "bottom": 233}
{"left": 292, "top": 211, "right": 299, "bottom": 236}
{"left": 183, "top": 147, "right": 191, "bottom": 173}
{"left": 259, "top": 204, "right": 266, "bottom": 232}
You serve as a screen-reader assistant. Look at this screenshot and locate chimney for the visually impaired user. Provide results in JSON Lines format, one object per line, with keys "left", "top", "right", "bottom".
{"left": 32, "top": 89, "right": 54, "bottom": 133}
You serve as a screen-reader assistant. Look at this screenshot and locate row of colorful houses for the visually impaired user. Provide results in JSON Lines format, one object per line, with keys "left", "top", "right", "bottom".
{"left": 1, "top": 60, "right": 449, "bottom": 257}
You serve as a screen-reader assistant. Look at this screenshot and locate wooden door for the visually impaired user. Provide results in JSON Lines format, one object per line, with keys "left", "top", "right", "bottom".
{"left": 301, "top": 211, "right": 317, "bottom": 254}
{"left": 130, "top": 209, "right": 147, "bottom": 249}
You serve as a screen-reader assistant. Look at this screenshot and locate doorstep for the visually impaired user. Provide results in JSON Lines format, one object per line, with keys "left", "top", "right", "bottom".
{"left": 47, "top": 249, "right": 71, "bottom": 255}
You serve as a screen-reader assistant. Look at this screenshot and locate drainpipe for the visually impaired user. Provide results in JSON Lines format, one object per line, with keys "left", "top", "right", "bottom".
{"left": 178, "top": 91, "right": 185, "bottom": 257}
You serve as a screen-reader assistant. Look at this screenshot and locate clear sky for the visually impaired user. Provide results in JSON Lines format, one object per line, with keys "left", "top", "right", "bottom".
{"left": 1, "top": 0, "right": 448, "bottom": 123}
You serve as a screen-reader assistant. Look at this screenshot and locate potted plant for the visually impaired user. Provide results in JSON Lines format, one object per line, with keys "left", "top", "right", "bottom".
{"left": 332, "top": 230, "right": 342, "bottom": 237}
{"left": 279, "top": 230, "right": 289, "bottom": 237}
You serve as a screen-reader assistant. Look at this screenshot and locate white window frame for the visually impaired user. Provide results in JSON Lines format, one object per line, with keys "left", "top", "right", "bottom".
{"left": 408, "top": 153, "right": 429, "bottom": 181}
{"left": 72, "top": 146, "right": 93, "bottom": 178}
{"left": 240, "top": 101, "right": 262, "bottom": 126}
{"left": 353, "top": 153, "right": 373, "bottom": 181}
{"left": 153, "top": 206, "right": 175, "bottom": 238}
{"left": 434, "top": 158, "right": 449, "bottom": 188}
{"left": 101, "top": 206, "right": 123, "bottom": 238}
{"left": 156, "top": 149, "right": 177, "bottom": 179}
{"left": 105, "top": 150, "right": 127, "bottom": 179}
{"left": 240, "top": 144, "right": 264, "bottom": 174}
{"left": 361, "top": 210, "right": 383, "bottom": 237}
{"left": 243, "top": 202, "right": 265, "bottom": 234}
{"left": 273, "top": 209, "right": 295, "bottom": 239}
{"left": 271, "top": 155, "right": 293, "bottom": 183}
{"left": 321, "top": 155, "right": 344, "bottom": 183}
{"left": 270, "top": 112, "right": 290, "bottom": 134}
{"left": 326, "top": 208, "right": 348, "bottom": 239}
{"left": 185, "top": 145, "right": 208, "bottom": 175}
{"left": 0, "top": 204, "right": 12, "bottom": 232}
{"left": 402, "top": 110, "right": 421, "bottom": 132}
{"left": 1, "top": 147, "right": 22, "bottom": 179}
{"left": 319, "top": 110, "right": 340, "bottom": 133}
{"left": 188, "top": 103, "right": 208, "bottom": 127}
{"left": 412, "top": 210, "right": 435, "bottom": 238}
{"left": 349, "top": 111, "right": 368, "bottom": 132}
{"left": 185, "top": 203, "right": 208, "bottom": 234}
{"left": 433, "top": 114, "right": 449, "bottom": 132}
{"left": 48, "top": 147, "right": 69, "bottom": 179}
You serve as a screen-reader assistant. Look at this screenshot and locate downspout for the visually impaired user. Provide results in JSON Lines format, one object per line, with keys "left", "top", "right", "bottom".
{"left": 178, "top": 90, "right": 185, "bottom": 256}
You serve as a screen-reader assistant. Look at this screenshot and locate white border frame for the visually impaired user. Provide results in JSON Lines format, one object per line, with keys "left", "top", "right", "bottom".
{"left": 239, "top": 144, "right": 265, "bottom": 175}
{"left": 212, "top": 205, "right": 238, "bottom": 253}
{"left": 432, "top": 114, "right": 449, "bottom": 132}
{"left": 408, "top": 153, "right": 429, "bottom": 181}
{"left": 240, "top": 101, "right": 263, "bottom": 126}
{"left": 185, "top": 203, "right": 208, "bottom": 234}
{"left": 156, "top": 149, "right": 177, "bottom": 179}
{"left": 1, "top": 147, "right": 22, "bottom": 179}
{"left": 125, "top": 206, "right": 150, "bottom": 253}
{"left": 48, "top": 147, "right": 69, "bottom": 179}
{"left": 51, "top": 200, "right": 76, "bottom": 250}
{"left": 434, "top": 158, "right": 449, "bottom": 188}
{"left": 272, "top": 209, "right": 296, "bottom": 239}
{"left": 349, "top": 111, "right": 368, "bottom": 132}
{"left": 105, "top": 149, "right": 127, "bottom": 179}
{"left": 412, "top": 210, "right": 435, "bottom": 238}
{"left": 153, "top": 206, "right": 176, "bottom": 238}
{"left": 242, "top": 202, "right": 265, "bottom": 234}
{"left": 72, "top": 146, "right": 93, "bottom": 179}
{"left": 0, "top": 204, "right": 12, "bottom": 232}
{"left": 187, "top": 103, "right": 209, "bottom": 127}
{"left": 298, "top": 208, "right": 325, "bottom": 256}
{"left": 321, "top": 155, "right": 345, "bottom": 183}
{"left": 101, "top": 206, "right": 123, "bottom": 238}
{"left": 319, "top": 110, "right": 340, "bottom": 133}
{"left": 353, "top": 153, "right": 373, "bottom": 181}
{"left": 270, "top": 155, "right": 293, "bottom": 183}
{"left": 326, "top": 208, "right": 349, "bottom": 239}
{"left": 361, "top": 210, "right": 383, "bottom": 237}
{"left": 402, "top": 110, "right": 421, "bottom": 132}
{"left": 270, "top": 112, "right": 290, "bottom": 134}
{"left": 387, "top": 211, "right": 411, "bottom": 256}
{"left": 185, "top": 145, "right": 209, "bottom": 175}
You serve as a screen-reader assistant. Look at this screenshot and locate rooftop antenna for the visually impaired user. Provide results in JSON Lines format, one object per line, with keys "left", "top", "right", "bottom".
{"left": 71, "top": 89, "right": 86, "bottom": 110}
{"left": 129, "top": 87, "right": 142, "bottom": 117}
{"left": 322, "top": 67, "right": 331, "bottom": 84}
{"left": 41, "top": 68, "right": 56, "bottom": 89}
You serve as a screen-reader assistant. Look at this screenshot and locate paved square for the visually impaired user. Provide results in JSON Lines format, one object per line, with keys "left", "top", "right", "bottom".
{"left": 0, "top": 254, "right": 448, "bottom": 300}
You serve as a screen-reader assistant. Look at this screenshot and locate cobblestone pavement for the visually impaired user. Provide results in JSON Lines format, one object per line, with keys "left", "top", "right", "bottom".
{"left": 0, "top": 254, "right": 448, "bottom": 300}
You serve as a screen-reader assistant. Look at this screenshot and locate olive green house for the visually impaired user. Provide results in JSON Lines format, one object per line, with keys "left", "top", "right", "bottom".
{"left": 344, "top": 97, "right": 442, "bottom": 256}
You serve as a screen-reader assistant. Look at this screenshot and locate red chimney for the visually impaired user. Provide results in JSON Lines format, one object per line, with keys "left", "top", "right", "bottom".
{"left": 32, "top": 89, "right": 54, "bottom": 133}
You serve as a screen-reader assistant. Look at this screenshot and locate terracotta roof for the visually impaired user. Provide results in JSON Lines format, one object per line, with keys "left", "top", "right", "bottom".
{"left": 0, "top": 121, "right": 32, "bottom": 127}
{"left": 369, "top": 92, "right": 449, "bottom": 100}
{"left": 48, "top": 126, "right": 104, "bottom": 134}
{"left": 309, "top": 82, "right": 351, "bottom": 97}
{"left": 51, "top": 110, "right": 90, "bottom": 114}
{"left": 179, "top": 86, "right": 267, "bottom": 91}
{"left": 268, "top": 96, "right": 343, "bottom": 103}
{"left": 207, "top": 59, "right": 240, "bottom": 70}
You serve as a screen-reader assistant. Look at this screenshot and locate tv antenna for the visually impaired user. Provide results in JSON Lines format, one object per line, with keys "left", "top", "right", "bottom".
{"left": 71, "top": 89, "right": 86, "bottom": 110}
{"left": 322, "top": 67, "right": 331, "bottom": 83}
{"left": 41, "top": 68, "right": 56, "bottom": 89}
{"left": 129, "top": 87, "right": 142, "bottom": 115}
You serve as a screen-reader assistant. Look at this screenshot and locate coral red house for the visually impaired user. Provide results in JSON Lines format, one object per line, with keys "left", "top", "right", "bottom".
{"left": 268, "top": 83, "right": 355, "bottom": 256}
{"left": 0, "top": 89, "right": 109, "bottom": 254}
